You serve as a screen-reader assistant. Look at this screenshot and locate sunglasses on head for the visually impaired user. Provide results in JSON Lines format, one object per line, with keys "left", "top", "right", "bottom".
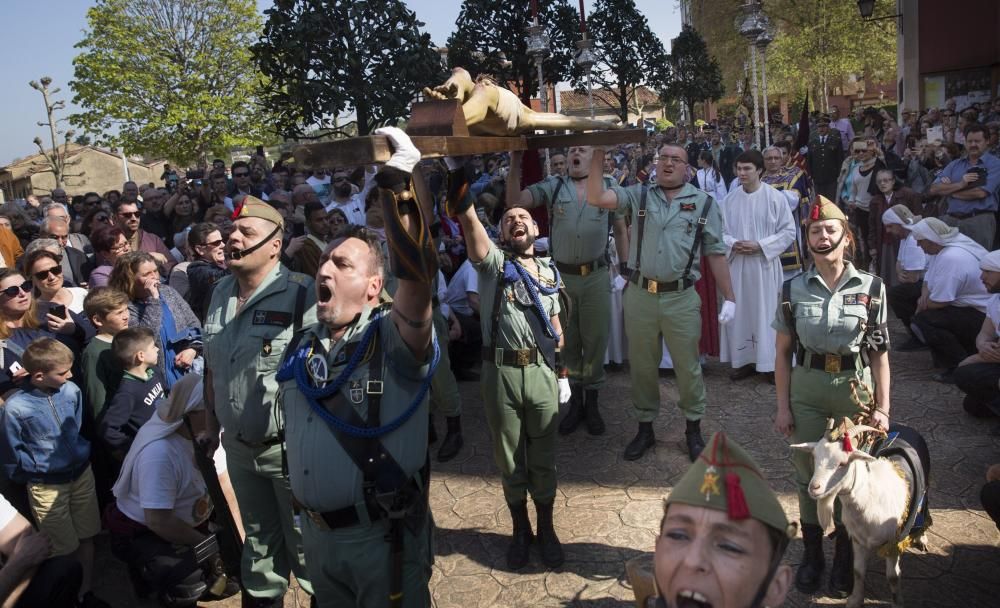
{"left": 1, "top": 281, "right": 32, "bottom": 298}
{"left": 33, "top": 266, "right": 63, "bottom": 281}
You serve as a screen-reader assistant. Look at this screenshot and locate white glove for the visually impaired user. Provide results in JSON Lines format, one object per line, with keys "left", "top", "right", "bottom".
{"left": 374, "top": 127, "right": 420, "bottom": 174}
{"left": 612, "top": 275, "right": 628, "bottom": 292}
{"left": 557, "top": 378, "right": 572, "bottom": 404}
{"left": 443, "top": 156, "right": 462, "bottom": 172}
{"left": 718, "top": 300, "right": 736, "bottom": 325}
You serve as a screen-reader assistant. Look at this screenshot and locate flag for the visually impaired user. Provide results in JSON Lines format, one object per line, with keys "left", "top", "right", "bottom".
{"left": 790, "top": 92, "right": 810, "bottom": 174}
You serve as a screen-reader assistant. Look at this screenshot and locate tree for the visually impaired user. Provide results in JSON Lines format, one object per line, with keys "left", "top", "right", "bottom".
{"left": 661, "top": 25, "right": 724, "bottom": 123}
{"left": 70, "top": 0, "right": 272, "bottom": 165}
{"left": 28, "top": 77, "right": 83, "bottom": 190}
{"left": 254, "top": 0, "right": 443, "bottom": 138}
{"left": 447, "top": 0, "right": 580, "bottom": 104}
{"left": 578, "top": 0, "right": 670, "bottom": 124}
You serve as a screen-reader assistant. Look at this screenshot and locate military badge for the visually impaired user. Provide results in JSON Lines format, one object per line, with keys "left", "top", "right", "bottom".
{"left": 843, "top": 294, "right": 858, "bottom": 305}
{"left": 307, "top": 354, "right": 329, "bottom": 387}
{"left": 513, "top": 280, "right": 533, "bottom": 307}
{"left": 680, "top": 202, "right": 697, "bottom": 212}
{"left": 350, "top": 381, "right": 364, "bottom": 404}
{"left": 701, "top": 465, "right": 720, "bottom": 501}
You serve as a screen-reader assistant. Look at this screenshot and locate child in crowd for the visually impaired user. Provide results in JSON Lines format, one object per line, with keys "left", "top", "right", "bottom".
{"left": 99, "top": 327, "right": 165, "bottom": 460}
{"left": 0, "top": 338, "right": 108, "bottom": 607}
{"left": 80, "top": 287, "right": 130, "bottom": 421}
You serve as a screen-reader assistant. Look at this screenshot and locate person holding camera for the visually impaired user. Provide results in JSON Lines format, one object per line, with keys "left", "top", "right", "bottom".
{"left": 929, "top": 123, "right": 1000, "bottom": 249}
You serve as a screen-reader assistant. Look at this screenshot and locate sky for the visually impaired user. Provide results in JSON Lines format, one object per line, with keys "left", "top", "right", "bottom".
{"left": 0, "top": 0, "right": 682, "bottom": 166}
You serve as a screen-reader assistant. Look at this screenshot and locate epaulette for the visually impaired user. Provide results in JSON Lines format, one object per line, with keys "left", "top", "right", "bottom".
{"left": 287, "top": 272, "right": 312, "bottom": 286}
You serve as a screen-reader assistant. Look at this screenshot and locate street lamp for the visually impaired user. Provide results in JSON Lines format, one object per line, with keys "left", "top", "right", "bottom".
{"left": 575, "top": 38, "right": 597, "bottom": 119}
{"left": 857, "top": 0, "right": 902, "bottom": 22}
{"left": 525, "top": 16, "right": 551, "bottom": 171}
{"left": 755, "top": 19, "right": 774, "bottom": 147}
{"left": 738, "top": 2, "right": 766, "bottom": 149}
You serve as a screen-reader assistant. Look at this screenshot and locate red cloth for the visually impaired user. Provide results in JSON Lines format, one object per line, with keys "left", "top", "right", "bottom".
{"left": 696, "top": 257, "right": 720, "bottom": 357}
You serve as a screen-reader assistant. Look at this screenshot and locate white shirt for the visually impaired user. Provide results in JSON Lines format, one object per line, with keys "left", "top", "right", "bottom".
{"left": 115, "top": 433, "right": 212, "bottom": 527}
{"left": 897, "top": 235, "right": 927, "bottom": 272}
{"left": 696, "top": 168, "right": 729, "bottom": 204}
{"left": 988, "top": 295, "right": 1000, "bottom": 338}
{"left": 0, "top": 494, "right": 16, "bottom": 530}
{"left": 306, "top": 174, "right": 331, "bottom": 188}
{"left": 443, "top": 260, "right": 480, "bottom": 317}
{"left": 924, "top": 246, "right": 992, "bottom": 311}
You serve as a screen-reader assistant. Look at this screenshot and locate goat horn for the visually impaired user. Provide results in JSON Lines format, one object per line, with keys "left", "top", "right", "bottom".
{"left": 848, "top": 424, "right": 879, "bottom": 438}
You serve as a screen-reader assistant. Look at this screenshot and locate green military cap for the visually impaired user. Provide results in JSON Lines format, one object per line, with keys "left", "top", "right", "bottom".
{"left": 233, "top": 195, "right": 284, "bottom": 228}
{"left": 666, "top": 431, "right": 793, "bottom": 536}
{"left": 807, "top": 195, "right": 848, "bottom": 224}
{"left": 817, "top": 114, "right": 832, "bottom": 124}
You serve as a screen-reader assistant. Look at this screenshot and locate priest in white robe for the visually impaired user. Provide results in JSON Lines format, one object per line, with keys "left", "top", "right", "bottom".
{"left": 721, "top": 149, "right": 798, "bottom": 380}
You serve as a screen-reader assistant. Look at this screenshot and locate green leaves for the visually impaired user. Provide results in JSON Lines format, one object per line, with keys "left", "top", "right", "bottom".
{"left": 70, "top": 0, "right": 271, "bottom": 164}
{"left": 661, "top": 25, "right": 724, "bottom": 122}
{"left": 254, "top": 0, "right": 445, "bottom": 137}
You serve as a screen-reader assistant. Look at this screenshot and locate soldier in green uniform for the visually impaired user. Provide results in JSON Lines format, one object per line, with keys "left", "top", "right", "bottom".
{"left": 506, "top": 146, "right": 629, "bottom": 436}
{"left": 277, "top": 128, "right": 439, "bottom": 607}
{"left": 443, "top": 154, "right": 571, "bottom": 571}
{"left": 654, "top": 431, "right": 794, "bottom": 608}
{"left": 586, "top": 144, "right": 737, "bottom": 462}
{"left": 200, "top": 196, "right": 316, "bottom": 606}
{"left": 772, "top": 196, "right": 891, "bottom": 598}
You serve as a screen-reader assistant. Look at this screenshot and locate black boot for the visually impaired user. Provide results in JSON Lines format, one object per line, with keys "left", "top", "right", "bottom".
{"left": 436, "top": 415, "right": 464, "bottom": 462}
{"left": 583, "top": 389, "right": 605, "bottom": 435}
{"left": 829, "top": 524, "right": 854, "bottom": 597}
{"left": 428, "top": 414, "right": 438, "bottom": 445}
{"left": 795, "top": 523, "right": 826, "bottom": 594}
{"left": 685, "top": 419, "right": 705, "bottom": 462}
{"left": 623, "top": 422, "right": 655, "bottom": 461}
{"left": 534, "top": 500, "right": 564, "bottom": 568}
{"left": 506, "top": 502, "right": 533, "bottom": 570}
{"left": 558, "top": 384, "right": 584, "bottom": 435}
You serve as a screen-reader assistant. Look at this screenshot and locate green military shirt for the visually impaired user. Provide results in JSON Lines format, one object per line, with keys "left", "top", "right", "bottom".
{"left": 203, "top": 262, "right": 316, "bottom": 443}
{"left": 474, "top": 243, "right": 560, "bottom": 349}
{"left": 610, "top": 182, "right": 726, "bottom": 283}
{"left": 772, "top": 263, "right": 889, "bottom": 355}
{"left": 279, "top": 306, "right": 432, "bottom": 512}
{"left": 528, "top": 176, "right": 612, "bottom": 265}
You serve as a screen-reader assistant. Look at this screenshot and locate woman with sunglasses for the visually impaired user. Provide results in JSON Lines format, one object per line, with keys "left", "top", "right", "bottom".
{"left": 183, "top": 223, "right": 229, "bottom": 323}
{"left": 26, "top": 249, "right": 87, "bottom": 317}
{"left": 88, "top": 224, "right": 132, "bottom": 288}
{"left": 109, "top": 252, "right": 202, "bottom": 389}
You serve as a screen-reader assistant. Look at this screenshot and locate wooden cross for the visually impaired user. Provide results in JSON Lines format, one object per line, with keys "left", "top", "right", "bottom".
{"left": 292, "top": 100, "right": 649, "bottom": 169}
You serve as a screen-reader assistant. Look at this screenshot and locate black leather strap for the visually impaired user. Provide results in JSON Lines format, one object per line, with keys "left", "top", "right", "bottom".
{"left": 631, "top": 184, "right": 649, "bottom": 278}
{"left": 682, "top": 195, "right": 714, "bottom": 281}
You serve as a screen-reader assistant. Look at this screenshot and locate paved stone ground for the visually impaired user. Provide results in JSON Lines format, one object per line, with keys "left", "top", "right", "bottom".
{"left": 93, "top": 317, "right": 1000, "bottom": 607}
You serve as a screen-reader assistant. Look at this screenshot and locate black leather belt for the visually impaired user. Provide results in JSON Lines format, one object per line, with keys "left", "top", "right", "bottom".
{"left": 555, "top": 259, "right": 606, "bottom": 276}
{"left": 798, "top": 349, "right": 860, "bottom": 373}
{"left": 482, "top": 346, "right": 539, "bottom": 366}
{"left": 629, "top": 274, "right": 694, "bottom": 293}
{"left": 235, "top": 435, "right": 283, "bottom": 449}
{"left": 304, "top": 500, "right": 383, "bottom": 531}
{"left": 948, "top": 209, "right": 994, "bottom": 220}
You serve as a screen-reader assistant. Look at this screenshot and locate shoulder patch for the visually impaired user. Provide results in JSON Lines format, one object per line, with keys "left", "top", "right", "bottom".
{"left": 287, "top": 272, "right": 312, "bottom": 285}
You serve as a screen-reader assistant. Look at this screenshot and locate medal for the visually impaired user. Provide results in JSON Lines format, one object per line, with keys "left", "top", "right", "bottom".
{"left": 513, "top": 280, "right": 533, "bottom": 307}
{"left": 307, "top": 353, "right": 329, "bottom": 387}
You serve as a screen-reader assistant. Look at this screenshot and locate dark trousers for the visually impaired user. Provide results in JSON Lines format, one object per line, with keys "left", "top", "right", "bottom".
{"left": 981, "top": 481, "right": 1000, "bottom": 532}
{"left": 912, "top": 306, "right": 986, "bottom": 369}
{"left": 449, "top": 312, "right": 482, "bottom": 371}
{"left": 953, "top": 362, "right": 1000, "bottom": 416}
{"left": 14, "top": 555, "right": 82, "bottom": 608}
{"left": 851, "top": 207, "right": 872, "bottom": 270}
{"left": 888, "top": 280, "right": 923, "bottom": 331}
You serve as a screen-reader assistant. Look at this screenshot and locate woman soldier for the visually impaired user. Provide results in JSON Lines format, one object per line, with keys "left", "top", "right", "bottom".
{"left": 772, "top": 196, "right": 891, "bottom": 598}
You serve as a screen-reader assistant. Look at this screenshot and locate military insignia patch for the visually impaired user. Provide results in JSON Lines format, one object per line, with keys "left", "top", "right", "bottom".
{"left": 253, "top": 310, "right": 293, "bottom": 327}
{"left": 843, "top": 294, "right": 858, "bottom": 305}
{"left": 333, "top": 349, "right": 347, "bottom": 365}
{"left": 261, "top": 339, "right": 272, "bottom": 356}
{"left": 680, "top": 202, "right": 697, "bottom": 212}
{"left": 856, "top": 294, "right": 870, "bottom": 306}
{"left": 701, "top": 465, "right": 720, "bottom": 501}
{"left": 307, "top": 354, "right": 329, "bottom": 387}
{"left": 350, "top": 381, "right": 364, "bottom": 404}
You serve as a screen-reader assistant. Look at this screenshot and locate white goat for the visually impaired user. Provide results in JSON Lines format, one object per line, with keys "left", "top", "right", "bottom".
{"left": 792, "top": 422, "right": 928, "bottom": 608}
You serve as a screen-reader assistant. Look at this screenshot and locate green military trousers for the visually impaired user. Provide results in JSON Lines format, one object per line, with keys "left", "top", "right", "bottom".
{"left": 560, "top": 269, "right": 611, "bottom": 389}
{"left": 430, "top": 310, "right": 461, "bottom": 418}
{"left": 788, "top": 365, "right": 871, "bottom": 525}
{"left": 303, "top": 512, "right": 432, "bottom": 608}
{"left": 223, "top": 439, "right": 313, "bottom": 599}
{"left": 481, "top": 361, "right": 558, "bottom": 505}
{"left": 623, "top": 285, "right": 706, "bottom": 423}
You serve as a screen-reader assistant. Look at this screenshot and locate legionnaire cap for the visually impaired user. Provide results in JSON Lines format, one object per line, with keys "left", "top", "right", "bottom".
{"left": 232, "top": 195, "right": 284, "bottom": 228}
{"left": 981, "top": 249, "right": 1000, "bottom": 272}
{"left": 817, "top": 114, "right": 832, "bottom": 124}
{"left": 806, "top": 195, "right": 848, "bottom": 224}
{"left": 666, "top": 431, "right": 793, "bottom": 536}
{"left": 881, "top": 204, "right": 920, "bottom": 229}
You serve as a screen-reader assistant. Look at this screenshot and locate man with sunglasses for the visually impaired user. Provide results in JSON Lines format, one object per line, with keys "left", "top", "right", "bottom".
{"left": 201, "top": 197, "right": 316, "bottom": 607}
{"left": 324, "top": 167, "right": 371, "bottom": 227}
{"left": 112, "top": 200, "right": 175, "bottom": 274}
{"left": 42, "top": 202, "right": 92, "bottom": 257}
{"left": 229, "top": 161, "right": 269, "bottom": 202}
{"left": 39, "top": 218, "right": 92, "bottom": 289}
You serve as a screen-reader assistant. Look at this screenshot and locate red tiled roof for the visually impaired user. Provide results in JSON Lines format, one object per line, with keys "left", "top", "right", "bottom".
{"left": 559, "top": 86, "right": 662, "bottom": 112}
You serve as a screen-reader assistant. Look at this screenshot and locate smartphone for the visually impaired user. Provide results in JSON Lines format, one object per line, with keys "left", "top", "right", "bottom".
{"left": 9, "top": 361, "right": 23, "bottom": 375}
{"left": 49, "top": 304, "right": 67, "bottom": 319}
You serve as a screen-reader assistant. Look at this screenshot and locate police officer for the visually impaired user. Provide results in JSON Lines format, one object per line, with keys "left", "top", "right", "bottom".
{"left": 201, "top": 196, "right": 316, "bottom": 607}
{"left": 773, "top": 196, "right": 891, "bottom": 598}
{"left": 807, "top": 114, "right": 845, "bottom": 202}
{"left": 446, "top": 154, "right": 571, "bottom": 571}
{"left": 654, "top": 432, "right": 795, "bottom": 608}
{"left": 277, "top": 128, "right": 439, "bottom": 607}
{"left": 506, "top": 146, "right": 628, "bottom": 436}
{"left": 586, "top": 144, "right": 736, "bottom": 462}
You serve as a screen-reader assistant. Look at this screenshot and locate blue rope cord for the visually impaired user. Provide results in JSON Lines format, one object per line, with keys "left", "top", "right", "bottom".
{"left": 505, "top": 258, "right": 561, "bottom": 341}
{"left": 292, "top": 310, "right": 440, "bottom": 439}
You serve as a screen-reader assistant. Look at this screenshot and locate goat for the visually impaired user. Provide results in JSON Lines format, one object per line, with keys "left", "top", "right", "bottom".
{"left": 791, "top": 419, "right": 930, "bottom": 608}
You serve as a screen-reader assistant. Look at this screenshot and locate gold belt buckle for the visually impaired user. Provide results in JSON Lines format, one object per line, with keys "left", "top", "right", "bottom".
{"left": 824, "top": 354, "right": 841, "bottom": 373}
{"left": 515, "top": 349, "right": 531, "bottom": 366}
{"left": 647, "top": 279, "right": 658, "bottom": 294}
{"left": 580, "top": 264, "right": 591, "bottom": 277}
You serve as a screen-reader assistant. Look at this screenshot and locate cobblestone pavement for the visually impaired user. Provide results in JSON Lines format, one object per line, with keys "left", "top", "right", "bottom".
{"left": 94, "top": 319, "right": 1000, "bottom": 607}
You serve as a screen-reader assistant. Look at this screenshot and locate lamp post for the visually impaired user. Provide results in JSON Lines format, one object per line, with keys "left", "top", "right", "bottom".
{"left": 755, "top": 20, "right": 774, "bottom": 147}
{"left": 575, "top": 38, "right": 597, "bottom": 119}
{"left": 526, "top": 6, "right": 551, "bottom": 171}
{"left": 738, "top": 2, "right": 766, "bottom": 149}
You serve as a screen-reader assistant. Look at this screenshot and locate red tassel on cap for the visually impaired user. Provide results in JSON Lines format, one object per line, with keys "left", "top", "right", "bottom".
{"left": 231, "top": 199, "right": 244, "bottom": 221}
{"left": 810, "top": 202, "right": 821, "bottom": 221}
{"left": 725, "top": 472, "right": 751, "bottom": 520}
{"left": 842, "top": 434, "right": 853, "bottom": 453}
